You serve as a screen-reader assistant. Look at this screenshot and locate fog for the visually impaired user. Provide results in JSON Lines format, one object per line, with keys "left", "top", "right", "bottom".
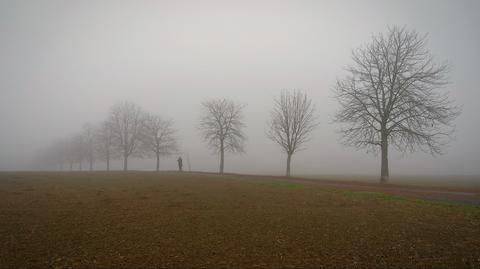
{"left": 1, "top": 0, "right": 479, "bottom": 176}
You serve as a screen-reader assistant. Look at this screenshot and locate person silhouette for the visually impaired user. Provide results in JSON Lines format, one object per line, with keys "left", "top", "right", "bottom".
{"left": 177, "top": 157, "right": 183, "bottom": 172}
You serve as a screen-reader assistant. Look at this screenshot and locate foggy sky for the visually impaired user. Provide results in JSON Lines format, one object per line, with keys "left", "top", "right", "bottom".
{"left": 1, "top": 0, "right": 479, "bottom": 176}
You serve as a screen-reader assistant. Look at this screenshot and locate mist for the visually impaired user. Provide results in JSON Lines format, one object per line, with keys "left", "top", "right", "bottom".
{"left": 1, "top": 0, "right": 479, "bottom": 176}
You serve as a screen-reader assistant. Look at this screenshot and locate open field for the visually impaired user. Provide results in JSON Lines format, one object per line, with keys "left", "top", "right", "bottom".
{"left": 1, "top": 172, "right": 479, "bottom": 268}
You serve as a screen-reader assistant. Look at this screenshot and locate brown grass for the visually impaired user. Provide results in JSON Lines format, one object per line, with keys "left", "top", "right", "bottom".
{"left": 0, "top": 171, "right": 479, "bottom": 268}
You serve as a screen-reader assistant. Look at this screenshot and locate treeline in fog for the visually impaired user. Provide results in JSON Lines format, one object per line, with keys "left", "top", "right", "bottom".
{"left": 35, "top": 101, "right": 178, "bottom": 172}
{"left": 35, "top": 26, "right": 460, "bottom": 183}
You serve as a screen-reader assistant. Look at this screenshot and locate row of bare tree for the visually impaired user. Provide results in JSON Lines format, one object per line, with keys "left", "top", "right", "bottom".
{"left": 198, "top": 92, "right": 317, "bottom": 177}
{"left": 39, "top": 90, "right": 316, "bottom": 177}
{"left": 38, "top": 26, "right": 460, "bottom": 183}
{"left": 199, "top": 27, "right": 460, "bottom": 183}
{"left": 39, "top": 102, "right": 177, "bottom": 172}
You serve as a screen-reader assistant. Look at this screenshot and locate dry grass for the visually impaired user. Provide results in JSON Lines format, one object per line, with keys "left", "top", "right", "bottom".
{"left": 301, "top": 174, "right": 480, "bottom": 190}
{"left": 0, "top": 171, "right": 479, "bottom": 268}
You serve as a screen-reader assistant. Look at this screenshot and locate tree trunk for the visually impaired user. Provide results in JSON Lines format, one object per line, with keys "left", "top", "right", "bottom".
{"left": 79, "top": 161, "right": 82, "bottom": 171}
{"left": 380, "top": 131, "right": 389, "bottom": 183}
{"left": 219, "top": 140, "right": 224, "bottom": 174}
{"left": 89, "top": 158, "right": 93, "bottom": 171}
{"left": 286, "top": 153, "right": 292, "bottom": 177}
{"left": 123, "top": 153, "right": 128, "bottom": 171}
{"left": 106, "top": 154, "right": 110, "bottom": 171}
{"left": 156, "top": 152, "right": 160, "bottom": 172}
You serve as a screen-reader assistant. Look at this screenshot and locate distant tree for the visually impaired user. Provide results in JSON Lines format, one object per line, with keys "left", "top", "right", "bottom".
{"left": 58, "top": 139, "right": 73, "bottom": 171}
{"left": 334, "top": 26, "right": 461, "bottom": 183}
{"left": 50, "top": 139, "right": 67, "bottom": 171}
{"left": 267, "top": 90, "right": 318, "bottom": 177}
{"left": 72, "top": 133, "right": 86, "bottom": 170}
{"left": 82, "top": 123, "right": 96, "bottom": 171}
{"left": 140, "top": 113, "right": 178, "bottom": 171}
{"left": 199, "top": 98, "right": 246, "bottom": 174}
{"left": 65, "top": 138, "right": 75, "bottom": 171}
{"left": 95, "top": 120, "right": 115, "bottom": 171}
{"left": 109, "top": 101, "right": 145, "bottom": 171}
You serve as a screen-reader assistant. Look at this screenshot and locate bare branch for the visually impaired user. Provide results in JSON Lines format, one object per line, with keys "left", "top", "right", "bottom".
{"left": 108, "top": 101, "right": 146, "bottom": 170}
{"left": 334, "top": 26, "right": 461, "bottom": 181}
{"left": 140, "top": 113, "right": 178, "bottom": 158}
{"left": 198, "top": 98, "right": 246, "bottom": 173}
{"left": 267, "top": 90, "right": 318, "bottom": 176}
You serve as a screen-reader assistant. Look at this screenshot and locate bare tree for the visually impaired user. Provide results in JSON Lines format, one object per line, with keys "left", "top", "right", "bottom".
{"left": 72, "top": 133, "right": 86, "bottom": 170}
{"left": 334, "top": 26, "right": 460, "bottom": 183}
{"left": 109, "top": 101, "right": 145, "bottom": 171}
{"left": 64, "top": 137, "right": 75, "bottom": 171}
{"left": 52, "top": 139, "right": 68, "bottom": 171}
{"left": 140, "top": 113, "right": 178, "bottom": 171}
{"left": 199, "top": 98, "right": 246, "bottom": 174}
{"left": 267, "top": 90, "right": 318, "bottom": 177}
{"left": 82, "top": 123, "right": 96, "bottom": 171}
{"left": 59, "top": 139, "right": 74, "bottom": 171}
{"left": 95, "top": 120, "right": 115, "bottom": 171}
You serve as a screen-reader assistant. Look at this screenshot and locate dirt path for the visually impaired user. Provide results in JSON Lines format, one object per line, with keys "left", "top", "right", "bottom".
{"left": 279, "top": 176, "right": 480, "bottom": 205}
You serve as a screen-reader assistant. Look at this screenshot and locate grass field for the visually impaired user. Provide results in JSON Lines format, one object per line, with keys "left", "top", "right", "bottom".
{"left": 301, "top": 174, "right": 480, "bottom": 190}
{"left": 1, "top": 172, "right": 479, "bottom": 268}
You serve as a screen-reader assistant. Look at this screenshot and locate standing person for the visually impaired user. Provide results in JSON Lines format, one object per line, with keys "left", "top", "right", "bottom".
{"left": 177, "top": 157, "right": 183, "bottom": 172}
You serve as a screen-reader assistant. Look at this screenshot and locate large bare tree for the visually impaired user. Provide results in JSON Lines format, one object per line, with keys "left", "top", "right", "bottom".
{"left": 109, "top": 101, "right": 145, "bottom": 171}
{"left": 334, "top": 26, "right": 460, "bottom": 183}
{"left": 95, "top": 120, "right": 115, "bottom": 171}
{"left": 267, "top": 90, "right": 318, "bottom": 177}
{"left": 199, "top": 98, "right": 246, "bottom": 174}
{"left": 140, "top": 113, "right": 178, "bottom": 171}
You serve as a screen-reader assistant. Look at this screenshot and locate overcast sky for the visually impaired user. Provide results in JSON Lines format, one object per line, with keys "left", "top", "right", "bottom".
{"left": 1, "top": 0, "right": 479, "bottom": 176}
